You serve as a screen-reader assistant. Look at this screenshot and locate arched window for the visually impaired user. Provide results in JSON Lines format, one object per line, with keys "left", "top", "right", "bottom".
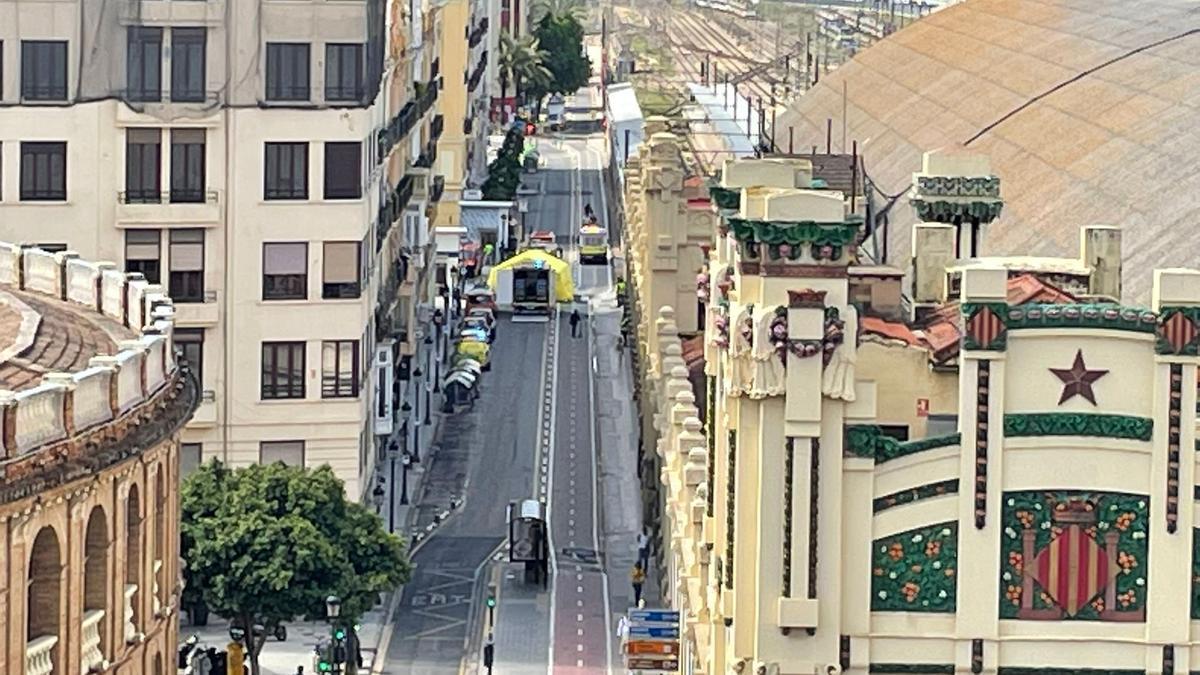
{"left": 154, "top": 468, "right": 167, "bottom": 611}
{"left": 27, "top": 525, "right": 62, "bottom": 675}
{"left": 125, "top": 484, "right": 142, "bottom": 640}
{"left": 82, "top": 507, "right": 109, "bottom": 670}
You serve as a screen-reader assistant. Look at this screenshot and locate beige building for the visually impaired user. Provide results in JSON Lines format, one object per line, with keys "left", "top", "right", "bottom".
{"left": 0, "top": 244, "right": 196, "bottom": 675}
{"left": 627, "top": 136, "right": 1200, "bottom": 674}
{"left": 0, "top": 0, "right": 445, "bottom": 498}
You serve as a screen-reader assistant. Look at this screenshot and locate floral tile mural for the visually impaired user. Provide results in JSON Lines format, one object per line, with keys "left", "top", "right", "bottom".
{"left": 999, "top": 491, "right": 1148, "bottom": 621}
{"left": 1192, "top": 528, "right": 1200, "bottom": 619}
{"left": 871, "top": 522, "right": 958, "bottom": 612}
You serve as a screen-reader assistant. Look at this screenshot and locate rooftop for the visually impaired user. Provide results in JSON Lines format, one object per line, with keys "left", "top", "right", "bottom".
{"left": 0, "top": 289, "right": 131, "bottom": 391}
{"left": 775, "top": 0, "right": 1200, "bottom": 301}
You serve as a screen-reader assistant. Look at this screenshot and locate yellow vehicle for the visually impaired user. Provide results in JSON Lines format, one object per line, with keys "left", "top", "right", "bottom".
{"left": 456, "top": 338, "right": 491, "bottom": 371}
{"left": 579, "top": 224, "right": 608, "bottom": 264}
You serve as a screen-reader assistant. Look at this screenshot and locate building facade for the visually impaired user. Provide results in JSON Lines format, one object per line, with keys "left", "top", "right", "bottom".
{"left": 628, "top": 135, "right": 1200, "bottom": 674}
{"left": 0, "top": 244, "right": 197, "bottom": 675}
{"left": 0, "top": 0, "right": 446, "bottom": 498}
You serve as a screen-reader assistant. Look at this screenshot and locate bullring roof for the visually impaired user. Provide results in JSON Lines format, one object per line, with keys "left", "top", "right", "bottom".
{"left": 773, "top": 0, "right": 1200, "bottom": 302}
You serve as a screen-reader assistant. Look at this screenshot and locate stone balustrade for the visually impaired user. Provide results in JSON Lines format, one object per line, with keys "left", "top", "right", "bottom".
{"left": 81, "top": 609, "right": 106, "bottom": 673}
{"left": 0, "top": 243, "right": 177, "bottom": 460}
{"left": 25, "top": 634, "right": 57, "bottom": 675}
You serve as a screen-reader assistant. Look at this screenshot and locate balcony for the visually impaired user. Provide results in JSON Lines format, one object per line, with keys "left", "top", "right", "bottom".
{"left": 468, "top": 17, "right": 489, "bottom": 48}
{"left": 120, "top": 0, "right": 227, "bottom": 26}
{"left": 430, "top": 176, "right": 445, "bottom": 204}
{"left": 173, "top": 291, "right": 220, "bottom": 326}
{"left": 415, "top": 140, "right": 438, "bottom": 169}
{"left": 124, "top": 584, "right": 139, "bottom": 643}
{"left": 81, "top": 609, "right": 106, "bottom": 673}
{"left": 378, "top": 81, "right": 441, "bottom": 163}
{"left": 115, "top": 189, "right": 220, "bottom": 225}
{"left": 467, "top": 51, "right": 489, "bottom": 94}
{"left": 375, "top": 175, "right": 416, "bottom": 251}
{"left": 25, "top": 635, "right": 56, "bottom": 675}
{"left": 431, "top": 114, "right": 445, "bottom": 142}
{"left": 188, "top": 390, "right": 218, "bottom": 428}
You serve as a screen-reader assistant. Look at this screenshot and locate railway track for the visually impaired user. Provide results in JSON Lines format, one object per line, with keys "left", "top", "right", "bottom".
{"left": 665, "top": 8, "right": 778, "bottom": 103}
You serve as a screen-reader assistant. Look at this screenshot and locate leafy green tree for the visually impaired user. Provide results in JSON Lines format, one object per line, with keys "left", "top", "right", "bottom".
{"left": 529, "top": 13, "right": 591, "bottom": 107}
{"left": 481, "top": 125, "right": 527, "bottom": 200}
{"left": 181, "top": 461, "right": 411, "bottom": 675}
{"left": 499, "top": 33, "right": 553, "bottom": 115}
{"left": 529, "top": 0, "right": 585, "bottom": 24}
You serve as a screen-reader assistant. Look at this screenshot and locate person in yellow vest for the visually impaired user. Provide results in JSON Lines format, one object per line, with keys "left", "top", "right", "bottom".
{"left": 631, "top": 562, "right": 646, "bottom": 607}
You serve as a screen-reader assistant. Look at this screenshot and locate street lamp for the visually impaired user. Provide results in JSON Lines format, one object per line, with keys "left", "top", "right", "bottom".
{"left": 401, "top": 403, "right": 419, "bottom": 463}
{"left": 326, "top": 595, "right": 341, "bottom": 619}
{"left": 325, "top": 595, "right": 344, "bottom": 675}
{"left": 424, "top": 335, "right": 434, "bottom": 423}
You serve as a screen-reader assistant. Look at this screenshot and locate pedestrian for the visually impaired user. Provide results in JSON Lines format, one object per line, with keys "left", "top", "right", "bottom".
{"left": 636, "top": 527, "right": 651, "bottom": 568}
{"left": 569, "top": 308, "right": 581, "bottom": 338}
{"left": 631, "top": 563, "right": 646, "bottom": 607}
{"left": 296, "top": 667, "right": 305, "bottom": 675}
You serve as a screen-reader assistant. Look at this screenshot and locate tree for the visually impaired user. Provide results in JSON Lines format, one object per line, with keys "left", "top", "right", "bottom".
{"left": 529, "top": 0, "right": 585, "bottom": 25}
{"left": 529, "top": 13, "right": 591, "bottom": 106}
{"left": 499, "top": 33, "right": 552, "bottom": 118}
{"left": 181, "top": 461, "right": 411, "bottom": 675}
{"left": 481, "top": 125, "right": 526, "bottom": 200}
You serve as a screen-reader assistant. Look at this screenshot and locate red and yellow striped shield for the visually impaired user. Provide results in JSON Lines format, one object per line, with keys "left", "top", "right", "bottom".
{"left": 1031, "top": 525, "right": 1115, "bottom": 616}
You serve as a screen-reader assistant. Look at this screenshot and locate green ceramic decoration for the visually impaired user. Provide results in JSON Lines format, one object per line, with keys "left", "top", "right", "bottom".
{"left": 871, "top": 522, "right": 958, "bottom": 613}
{"left": 1004, "top": 304, "right": 1157, "bottom": 334}
{"left": 1003, "top": 413, "right": 1152, "bottom": 441}
{"left": 998, "top": 491, "right": 1148, "bottom": 622}
{"left": 845, "top": 425, "right": 961, "bottom": 464}
{"left": 709, "top": 186, "right": 740, "bottom": 210}
{"left": 873, "top": 480, "right": 960, "bottom": 514}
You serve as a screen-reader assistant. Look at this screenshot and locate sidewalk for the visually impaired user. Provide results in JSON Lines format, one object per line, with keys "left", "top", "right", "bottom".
{"left": 589, "top": 292, "right": 663, "bottom": 652}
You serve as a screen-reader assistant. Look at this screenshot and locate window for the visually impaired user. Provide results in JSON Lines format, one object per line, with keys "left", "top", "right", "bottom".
{"left": 262, "top": 242, "right": 308, "bottom": 300}
{"left": 170, "top": 28, "right": 207, "bottom": 103}
{"left": 180, "top": 443, "right": 203, "bottom": 477}
{"left": 323, "top": 241, "right": 361, "bottom": 299}
{"left": 260, "top": 440, "right": 305, "bottom": 466}
{"left": 20, "top": 142, "right": 67, "bottom": 201}
{"left": 125, "top": 230, "right": 161, "bottom": 284}
{"left": 321, "top": 340, "right": 360, "bottom": 398}
{"left": 125, "top": 128, "right": 162, "bottom": 203}
{"left": 323, "top": 142, "right": 361, "bottom": 199}
{"left": 266, "top": 43, "right": 311, "bottom": 101}
{"left": 34, "top": 243, "right": 67, "bottom": 253}
{"left": 325, "top": 43, "right": 364, "bottom": 102}
{"left": 127, "top": 27, "right": 163, "bottom": 102}
{"left": 169, "top": 229, "right": 205, "bottom": 302}
{"left": 926, "top": 414, "right": 958, "bottom": 437}
{"left": 878, "top": 425, "right": 910, "bottom": 442}
{"left": 261, "top": 342, "right": 306, "bottom": 399}
{"left": 264, "top": 142, "right": 308, "bottom": 200}
{"left": 170, "top": 129, "right": 206, "bottom": 203}
{"left": 21, "top": 40, "right": 67, "bottom": 101}
{"left": 174, "top": 328, "right": 204, "bottom": 384}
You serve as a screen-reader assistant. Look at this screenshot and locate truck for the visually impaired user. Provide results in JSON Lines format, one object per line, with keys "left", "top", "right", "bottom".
{"left": 492, "top": 257, "right": 556, "bottom": 317}
{"left": 508, "top": 499, "right": 549, "bottom": 587}
{"left": 578, "top": 223, "right": 608, "bottom": 264}
{"left": 547, "top": 94, "right": 565, "bottom": 131}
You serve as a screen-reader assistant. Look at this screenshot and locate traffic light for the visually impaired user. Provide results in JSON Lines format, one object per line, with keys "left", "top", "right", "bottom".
{"left": 486, "top": 591, "right": 497, "bottom": 627}
{"left": 317, "top": 658, "right": 333, "bottom": 673}
{"left": 333, "top": 627, "right": 347, "bottom": 641}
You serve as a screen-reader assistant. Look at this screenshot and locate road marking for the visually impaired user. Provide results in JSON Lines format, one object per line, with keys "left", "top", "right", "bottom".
{"left": 578, "top": 614, "right": 584, "bottom": 622}
{"left": 577, "top": 586, "right": 584, "bottom": 593}
{"left": 545, "top": 305, "right": 563, "bottom": 675}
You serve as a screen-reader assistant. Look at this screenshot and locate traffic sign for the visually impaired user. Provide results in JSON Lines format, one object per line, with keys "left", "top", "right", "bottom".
{"left": 627, "top": 658, "right": 679, "bottom": 670}
{"left": 626, "top": 640, "right": 678, "bottom": 656}
{"left": 630, "top": 609, "right": 680, "bottom": 623}
{"left": 628, "top": 625, "right": 680, "bottom": 639}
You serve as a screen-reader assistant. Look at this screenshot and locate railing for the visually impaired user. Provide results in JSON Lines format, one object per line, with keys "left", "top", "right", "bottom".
{"left": 118, "top": 189, "right": 219, "bottom": 205}
{"left": 467, "top": 51, "right": 489, "bottom": 94}
{"left": 464, "top": 116, "right": 474, "bottom": 135}
{"left": 431, "top": 58, "right": 440, "bottom": 81}
{"left": 415, "top": 140, "right": 438, "bottom": 169}
{"left": 153, "top": 559, "right": 163, "bottom": 615}
{"left": 378, "top": 80, "right": 441, "bottom": 163}
{"left": 0, "top": 243, "right": 177, "bottom": 459}
{"left": 25, "top": 635, "right": 57, "bottom": 675}
{"left": 81, "top": 609, "right": 106, "bottom": 672}
{"left": 468, "top": 17, "right": 489, "bottom": 48}
{"left": 374, "top": 175, "right": 417, "bottom": 251}
{"left": 431, "top": 114, "right": 444, "bottom": 141}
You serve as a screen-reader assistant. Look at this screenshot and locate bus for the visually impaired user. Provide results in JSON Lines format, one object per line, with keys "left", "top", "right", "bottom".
{"left": 579, "top": 224, "right": 608, "bottom": 264}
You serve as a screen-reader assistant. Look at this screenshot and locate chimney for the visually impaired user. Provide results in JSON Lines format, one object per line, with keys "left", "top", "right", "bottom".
{"left": 909, "top": 149, "right": 1002, "bottom": 259}
{"left": 911, "top": 223, "right": 957, "bottom": 315}
{"left": 1080, "top": 225, "right": 1121, "bottom": 302}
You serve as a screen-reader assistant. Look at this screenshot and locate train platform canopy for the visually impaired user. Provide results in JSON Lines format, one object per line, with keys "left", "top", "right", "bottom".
{"left": 485, "top": 249, "right": 576, "bottom": 302}
{"left": 608, "top": 83, "right": 644, "bottom": 125}
{"left": 773, "top": 0, "right": 1200, "bottom": 302}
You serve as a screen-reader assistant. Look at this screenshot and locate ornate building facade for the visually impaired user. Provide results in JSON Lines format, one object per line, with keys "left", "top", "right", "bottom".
{"left": 0, "top": 245, "right": 197, "bottom": 675}
{"left": 626, "top": 133, "right": 1200, "bottom": 674}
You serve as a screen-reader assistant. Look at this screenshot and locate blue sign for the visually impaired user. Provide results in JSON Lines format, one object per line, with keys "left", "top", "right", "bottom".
{"left": 628, "top": 626, "right": 679, "bottom": 639}
{"left": 630, "top": 610, "right": 680, "bottom": 624}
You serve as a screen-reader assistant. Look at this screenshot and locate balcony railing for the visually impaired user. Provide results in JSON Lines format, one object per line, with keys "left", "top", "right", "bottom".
{"left": 378, "top": 81, "right": 440, "bottom": 162}
{"left": 467, "top": 51, "right": 489, "bottom": 94}
{"left": 430, "top": 175, "right": 445, "bottom": 204}
{"left": 81, "top": 609, "right": 106, "bottom": 672}
{"left": 468, "top": 17, "right": 489, "bottom": 48}
{"left": 431, "top": 58, "right": 440, "bottom": 81}
{"left": 124, "top": 584, "right": 139, "bottom": 643}
{"left": 118, "top": 189, "right": 218, "bottom": 205}
{"left": 415, "top": 140, "right": 438, "bottom": 169}
{"left": 375, "top": 174, "right": 416, "bottom": 251}
{"left": 153, "top": 559, "right": 163, "bottom": 615}
{"left": 26, "top": 635, "right": 57, "bottom": 675}
{"left": 431, "top": 114, "right": 444, "bottom": 141}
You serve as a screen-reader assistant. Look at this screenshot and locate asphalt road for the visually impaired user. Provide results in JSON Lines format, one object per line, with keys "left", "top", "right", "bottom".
{"left": 381, "top": 318, "right": 547, "bottom": 674}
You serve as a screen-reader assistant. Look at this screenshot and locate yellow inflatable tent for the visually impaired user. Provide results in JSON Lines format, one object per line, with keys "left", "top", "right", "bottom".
{"left": 486, "top": 249, "right": 575, "bottom": 302}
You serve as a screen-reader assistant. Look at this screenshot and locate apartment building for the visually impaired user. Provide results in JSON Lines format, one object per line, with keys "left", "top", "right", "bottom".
{"left": 0, "top": 0, "right": 443, "bottom": 499}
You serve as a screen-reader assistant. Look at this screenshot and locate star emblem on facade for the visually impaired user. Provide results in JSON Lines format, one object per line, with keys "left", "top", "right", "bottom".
{"left": 1050, "top": 350, "right": 1108, "bottom": 405}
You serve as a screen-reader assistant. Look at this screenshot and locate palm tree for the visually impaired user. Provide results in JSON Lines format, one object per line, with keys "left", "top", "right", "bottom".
{"left": 499, "top": 33, "right": 552, "bottom": 120}
{"left": 529, "top": 0, "right": 585, "bottom": 25}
